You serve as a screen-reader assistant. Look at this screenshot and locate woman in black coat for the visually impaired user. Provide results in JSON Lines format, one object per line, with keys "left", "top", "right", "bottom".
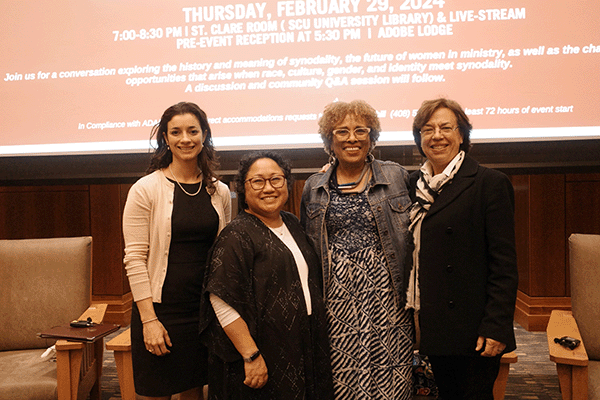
{"left": 407, "top": 98, "right": 518, "bottom": 400}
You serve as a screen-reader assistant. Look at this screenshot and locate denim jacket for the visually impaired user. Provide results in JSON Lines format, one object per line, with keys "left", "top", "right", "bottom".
{"left": 300, "top": 159, "right": 413, "bottom": 307}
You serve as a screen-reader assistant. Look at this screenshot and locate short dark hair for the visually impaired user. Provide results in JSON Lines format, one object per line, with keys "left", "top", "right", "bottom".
{"left": 234, "top": 151, "right": 294, "bottom": 210}
{"left": 318, "top": 100, "right": 381, "bottom": 156}
{"left": 147, "top": 102, "right": 220, "bottom": 193}
{"left": 412, "top": 98, "right": 472, "bottom": 157}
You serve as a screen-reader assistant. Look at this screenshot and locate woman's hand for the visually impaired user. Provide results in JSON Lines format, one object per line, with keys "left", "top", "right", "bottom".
{"left": 319, "top": 163, "right": 331, "bottom": 173}
{"left": 143, "top": 319, "right": 172, "bottom": 356}
{"left": 216, "top": 314, "right": 268, "bottom": 389}
{"left": 476, "top": 336, "right": 506, "bottom": 357}
{"left": 243, "top": 355, "right": 268, "bottom": 389}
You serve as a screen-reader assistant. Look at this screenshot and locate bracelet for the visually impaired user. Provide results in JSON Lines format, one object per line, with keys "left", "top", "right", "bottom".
{"left": 142, "top": 317, "right": 158, "bottom": 324}
{"left": 243, "top": 350, "right": 261, "bottom": 363}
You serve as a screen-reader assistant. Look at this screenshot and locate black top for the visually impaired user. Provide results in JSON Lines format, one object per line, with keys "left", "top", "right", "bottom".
{"left": 162, "top": 180, "right": 218, "bottom": 304}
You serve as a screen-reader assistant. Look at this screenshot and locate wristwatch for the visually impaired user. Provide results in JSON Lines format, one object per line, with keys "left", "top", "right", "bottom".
{"left": 243, "top": 350, "right": 261, "bottom": 363}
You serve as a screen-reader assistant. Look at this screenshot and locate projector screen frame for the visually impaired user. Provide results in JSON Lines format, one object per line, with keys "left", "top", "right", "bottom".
{"left": 1, "top": 139, "right": 599, "bottom": 185}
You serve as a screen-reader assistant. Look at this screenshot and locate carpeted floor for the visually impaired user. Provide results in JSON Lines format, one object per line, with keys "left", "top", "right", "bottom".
{"left": 97, "top": 322, "right": 563, "bottom": 399}
{"left": 98, "top": 328, "right": 122, "bottom": 400}
{"left": 504, "top": 324, "right": 562, "bottom": 400}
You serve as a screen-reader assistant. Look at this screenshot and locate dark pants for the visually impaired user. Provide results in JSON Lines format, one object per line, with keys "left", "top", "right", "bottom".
{"left": 428, "top": 354, "right": 502, "bottom": 400}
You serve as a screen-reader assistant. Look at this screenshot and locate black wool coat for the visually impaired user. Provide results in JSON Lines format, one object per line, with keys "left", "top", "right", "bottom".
{"left": 410, "top": 155, "right": 518, "bottom": 356}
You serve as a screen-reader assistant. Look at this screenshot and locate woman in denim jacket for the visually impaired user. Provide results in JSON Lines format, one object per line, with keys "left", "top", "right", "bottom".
{"left": 300, "top": 100, "right": 414, "bottom": 400}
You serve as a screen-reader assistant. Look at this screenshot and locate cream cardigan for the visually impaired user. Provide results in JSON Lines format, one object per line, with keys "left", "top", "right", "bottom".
{"left": 123, "top": 169, "right": 231, "bottom": 303}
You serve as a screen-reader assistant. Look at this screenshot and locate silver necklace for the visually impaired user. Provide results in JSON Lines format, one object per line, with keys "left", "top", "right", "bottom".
{"left": 169, "top": 164, "right": 202, "bottom": 196}
{"left": 337, "top": 163, "right": 370, "bottom": 190}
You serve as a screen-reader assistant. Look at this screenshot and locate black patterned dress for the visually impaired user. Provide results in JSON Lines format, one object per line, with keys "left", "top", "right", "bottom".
{"left": 326, "top": 184, "right": 414, "bottom": 400}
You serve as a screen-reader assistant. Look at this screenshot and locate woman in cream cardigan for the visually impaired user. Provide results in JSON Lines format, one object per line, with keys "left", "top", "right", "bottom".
{"left": 123, "top": 102, "right": 231, "bottom": 400}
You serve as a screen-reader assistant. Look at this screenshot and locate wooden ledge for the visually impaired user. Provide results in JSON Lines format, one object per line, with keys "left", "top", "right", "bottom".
{"left": 105, "top": 328, "right": 131, "bottom": 352}
{"left": 546, "top": 310, "right": 588, "bottom": 367}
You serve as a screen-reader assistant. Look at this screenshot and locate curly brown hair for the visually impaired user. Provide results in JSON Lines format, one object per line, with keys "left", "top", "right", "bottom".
{"left": 318, "top": 100, "right": 381, "bottom": 156}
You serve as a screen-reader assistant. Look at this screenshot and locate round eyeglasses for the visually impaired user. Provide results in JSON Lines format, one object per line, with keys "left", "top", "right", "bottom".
{"left": 245, "top": 175, "right": 286, "bottom": 190}
{"left": 420, "top": 126, "right": 458, "bottom": 136}
{"left": 332, "top": 127, "right": 371, "bottom": 140}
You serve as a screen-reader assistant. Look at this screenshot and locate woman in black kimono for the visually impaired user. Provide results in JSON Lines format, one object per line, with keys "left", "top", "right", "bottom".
{"left": 200, "top": 151, "right": 333, "bottom": 400}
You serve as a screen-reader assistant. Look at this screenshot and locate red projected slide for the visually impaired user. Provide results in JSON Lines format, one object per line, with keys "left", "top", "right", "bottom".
{"left": 1, "top": 0, "right": 599, "bottom": 155}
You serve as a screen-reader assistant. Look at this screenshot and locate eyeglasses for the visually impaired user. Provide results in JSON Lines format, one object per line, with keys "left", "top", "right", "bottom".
{"left": 245, "top": 175, "right": 286, "bottom": 190}
{"left": 332, "top": 127, "right": 371, "bottom": 140}
{"left": 420, "top": 126, "right": 458, "bottom": 136}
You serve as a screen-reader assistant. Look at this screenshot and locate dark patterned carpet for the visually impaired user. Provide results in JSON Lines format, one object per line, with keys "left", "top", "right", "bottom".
{"left": 503, "top": 324, "right": 561, "bottom": 400}
{"left": 97, "top": 323, "right": 562, "bottom": 399}
{"left": 97, "top": 327, "right": 122, "bottom": 400}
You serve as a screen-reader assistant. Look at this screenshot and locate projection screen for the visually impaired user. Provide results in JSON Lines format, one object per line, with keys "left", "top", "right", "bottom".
{"left": 1, "top": 0, "right": 599, "bottom": 156}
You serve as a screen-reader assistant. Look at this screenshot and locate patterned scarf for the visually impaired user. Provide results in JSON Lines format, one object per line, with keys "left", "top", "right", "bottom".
{"left": 406, "top": 151, "right": 465, "bottom": 311}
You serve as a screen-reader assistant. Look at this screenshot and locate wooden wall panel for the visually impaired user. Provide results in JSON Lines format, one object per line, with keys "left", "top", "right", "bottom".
{"left": 565, "top": 174, "right": 600, "bottom": 236}
{"left": 511, "top": 175, "right": 531, "bottom": 295}
{"left": 528, "top": 174, "right": 566, "bottom": 297}
{"left": 0, "top": 186, "right": 90, "bottom": 239}
{"left": 120, "top": 184, "right": 133, "bottom": 293}
{"left": 282, "top": 180, "right": 305, "bottom": 219}
{"left": 89, "top": 184, "right": 127, "bottom": 297}
{"left": 88, "top": 183, "right": 133, "bottom": 325}
{"left": 511, "top": 174, "right": 571, "bottom": 330}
